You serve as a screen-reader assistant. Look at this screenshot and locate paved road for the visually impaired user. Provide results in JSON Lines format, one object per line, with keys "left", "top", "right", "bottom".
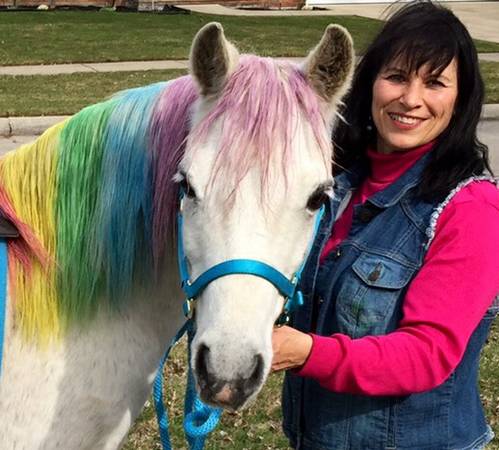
{"left": 479, "top": 120, "right": 499, "bottom": 173}
{"left": 0, "top": 135, "right": 36, "bottom": 155}
{"left": 2, "top": 121, "right": 498, "bottom": 173}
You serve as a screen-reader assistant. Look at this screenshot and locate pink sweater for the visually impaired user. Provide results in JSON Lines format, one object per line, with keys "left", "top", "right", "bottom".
{"left": 297, "top": 145, "right": 499, "bottom": 396}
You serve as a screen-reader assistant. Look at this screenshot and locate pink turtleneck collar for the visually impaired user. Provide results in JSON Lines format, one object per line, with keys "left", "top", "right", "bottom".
{"left": 362, "top": 141, "right": 434, "bottom": 200}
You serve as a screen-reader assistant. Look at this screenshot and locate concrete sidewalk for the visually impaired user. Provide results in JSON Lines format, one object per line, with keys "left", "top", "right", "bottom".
{"left": 0, "top": 57, "right": 305, "bottom": 76}
{"left": 1, "top": 53, "right": 497, "bottom": 77}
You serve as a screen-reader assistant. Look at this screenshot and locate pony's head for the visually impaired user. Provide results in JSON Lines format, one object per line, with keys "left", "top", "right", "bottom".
{"left": 181, "top": 23, "right": 354, "bottom": 410}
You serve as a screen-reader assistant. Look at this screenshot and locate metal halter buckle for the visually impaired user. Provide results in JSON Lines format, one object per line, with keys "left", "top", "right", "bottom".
{"left": 275, "top": 314, "right": 290, "bottom": 328}
{"left": 183, "top": 298, "right": 195, "bottom": 319}
{"left": 275, "top": 306, "right": 290, "bottom": 328}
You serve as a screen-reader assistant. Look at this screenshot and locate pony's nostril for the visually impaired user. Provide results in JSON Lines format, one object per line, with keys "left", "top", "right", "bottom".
{"left": 195, "top": 343, "right": 212, "bottom": 389}
{"left": 247, "top": 353, "right": 264, "bottom": 389}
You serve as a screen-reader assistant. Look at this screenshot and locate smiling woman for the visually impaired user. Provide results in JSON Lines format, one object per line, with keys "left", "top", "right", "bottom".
{"left": 372, "top": 58, "right": 458, "bottom": 154}
{"left": 274, "top": 2, "right": 499, "bottom": 450}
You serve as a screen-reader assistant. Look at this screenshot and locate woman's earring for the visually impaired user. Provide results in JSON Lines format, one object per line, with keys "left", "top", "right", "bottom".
{"left": 366, "top": 115, "right": 374, "bottom": 132}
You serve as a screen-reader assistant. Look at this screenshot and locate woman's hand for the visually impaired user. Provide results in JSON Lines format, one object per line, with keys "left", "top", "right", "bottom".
{"left": 271, "top": 325, "right": 313, "bottom": 372}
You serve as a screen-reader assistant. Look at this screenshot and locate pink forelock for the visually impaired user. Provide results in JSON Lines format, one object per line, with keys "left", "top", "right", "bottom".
{"left": 192, "top": 55, "right": 331, "bottom": 198}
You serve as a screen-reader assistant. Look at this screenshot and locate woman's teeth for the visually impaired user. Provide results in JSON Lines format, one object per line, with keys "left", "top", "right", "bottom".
{"left": 389, "top": 113, "right": 419, "bottom": 124}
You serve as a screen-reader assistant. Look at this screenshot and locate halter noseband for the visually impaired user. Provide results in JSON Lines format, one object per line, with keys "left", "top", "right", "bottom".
{"left": 176, "top": 193, "right": 325, "bottom": 326}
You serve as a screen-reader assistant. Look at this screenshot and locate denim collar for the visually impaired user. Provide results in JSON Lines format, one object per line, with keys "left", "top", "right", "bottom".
{"left": 334, "top": 152, "right": 431, "bottom": 209}
{"left": 332, "top": 161, "right": 367, "bottom": 202}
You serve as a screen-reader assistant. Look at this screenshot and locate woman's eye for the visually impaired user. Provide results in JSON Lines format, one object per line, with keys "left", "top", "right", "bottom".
{"left": 386, "top": 74, "right": 405, "bottom": 83}
{"left": 307, "top": 190, "right": 330, "bottom": 211}
{"left": 180, "top": 178, "right": 196, "bottom": 199}
{"left": 427, "top": 79, "right": 445, "bottom": 88}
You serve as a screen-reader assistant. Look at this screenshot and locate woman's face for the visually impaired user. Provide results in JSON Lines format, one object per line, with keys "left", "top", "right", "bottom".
{"left": 371, "top": 58, "right": 458, "bottom": 154}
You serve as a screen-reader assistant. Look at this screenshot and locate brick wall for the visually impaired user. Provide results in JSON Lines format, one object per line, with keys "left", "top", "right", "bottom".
{"left": 0, "top": 0, "right": 112, "bottom": 6}
{"left": 138, "top": 0, "right": 303, "bottom": 10}
{"left": 0, "top": 0, "right": 302, "bottom": 9}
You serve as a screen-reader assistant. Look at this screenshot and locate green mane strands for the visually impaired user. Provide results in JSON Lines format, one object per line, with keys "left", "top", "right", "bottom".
{"left": 56, "top": 99, "right": 118, "bottom": 326}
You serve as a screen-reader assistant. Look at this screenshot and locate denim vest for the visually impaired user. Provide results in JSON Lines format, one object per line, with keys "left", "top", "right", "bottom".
{"left": 282, "top": 155, "right": 498, "bottom": 450}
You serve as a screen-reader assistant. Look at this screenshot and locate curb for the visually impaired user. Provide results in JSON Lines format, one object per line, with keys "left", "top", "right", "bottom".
{"left": 1, "top": 105, "right": 499, "bottom": 138}
{"left": 482, "top": 104, "right": 499, "bottom": 121}
{"left": 0, "top": 116, "right": 68, "bottom": 137}
{"left": 0, "top": 60, "right": 190, "bottom": 76}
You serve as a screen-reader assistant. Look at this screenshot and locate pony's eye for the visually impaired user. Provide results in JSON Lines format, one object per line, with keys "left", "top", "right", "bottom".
{"left": 306, "top": 186, "right": 331, "bottom": 211}
{"left": 180, "top": 177, "right": 197, "bottom": 199}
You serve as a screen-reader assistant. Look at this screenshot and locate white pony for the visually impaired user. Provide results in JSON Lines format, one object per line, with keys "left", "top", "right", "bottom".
{"left": 0, "top": 22, "right": 353, "bottom": 449}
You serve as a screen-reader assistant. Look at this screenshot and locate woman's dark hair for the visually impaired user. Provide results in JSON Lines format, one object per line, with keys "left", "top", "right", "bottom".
{"left": 333, "top": 0, "right": 493, "bottom": 200}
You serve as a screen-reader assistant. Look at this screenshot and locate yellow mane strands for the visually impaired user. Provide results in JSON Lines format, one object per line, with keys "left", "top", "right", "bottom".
{"left": 0, "top": 121, "right": 66, "bottom": 341}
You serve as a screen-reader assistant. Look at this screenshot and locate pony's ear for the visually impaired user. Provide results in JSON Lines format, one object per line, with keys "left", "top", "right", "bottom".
{"left": 303, "top": 24, "right": 354, "bottom": 104}
{"left": 190, "top": 22, "right": 240, "bottom": 97}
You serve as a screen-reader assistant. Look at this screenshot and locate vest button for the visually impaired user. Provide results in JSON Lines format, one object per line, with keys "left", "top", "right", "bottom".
{"left": 358, "top": 207, "right": 375, "bottom": 223}
{"left": 368, "top": 267, "right": 381, "bottom": 282}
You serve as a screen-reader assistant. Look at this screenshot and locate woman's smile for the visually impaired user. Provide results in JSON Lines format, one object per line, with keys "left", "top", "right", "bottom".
{"left": 387, "top": 112, "right": 426, "bottom": 129}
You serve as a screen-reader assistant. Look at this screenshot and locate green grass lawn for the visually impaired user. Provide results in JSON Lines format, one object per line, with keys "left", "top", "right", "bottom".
{"left": 481, "top": 322, "right": 499, "bottom": 450}
{"left": 1, "top": 61, "right": 498, "bottom": 117}
{"left": 0, "top": 11, "right": 380, "bottom": 65}
{"left": 0, "top": 11, "right": 498, "bottom": 66}
{"left": 0, "top": 70, "right": 186, "bottom": 116}
{"left": 124, "top": 323, "right": 499, "bottom": 449}
{"left": 482, "top": 61, "right": 499, "bottom": 105}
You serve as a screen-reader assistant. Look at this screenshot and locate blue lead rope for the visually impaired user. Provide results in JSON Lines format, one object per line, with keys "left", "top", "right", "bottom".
{"left": 153, "top": 320, "right": 222, "bottom": 450}
{"left": 153, "top": 321, "right": 190, "bottom": 450}
{"left": 0, "top": 239, "right": 7, "bottom": 378}
{"left": 183, "top": 325, "right": 222, "bottom": 450}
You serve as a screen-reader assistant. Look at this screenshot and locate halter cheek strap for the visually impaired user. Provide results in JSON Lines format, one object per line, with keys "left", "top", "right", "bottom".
{"left": 177, "top": 195, "right": 325, "bottom": 325}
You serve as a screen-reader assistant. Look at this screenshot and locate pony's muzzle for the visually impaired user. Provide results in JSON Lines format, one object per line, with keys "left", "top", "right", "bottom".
{"left": 194, "top": 343, "right": 265, "bottom": 410}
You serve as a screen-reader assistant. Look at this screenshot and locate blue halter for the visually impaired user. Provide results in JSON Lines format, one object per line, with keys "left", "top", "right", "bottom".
{"left": 177, "top": 194, "right": 325, "bottom": 325}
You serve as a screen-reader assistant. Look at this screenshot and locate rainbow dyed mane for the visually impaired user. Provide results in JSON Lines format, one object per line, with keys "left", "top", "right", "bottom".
{"left": 0, "top": 56, "right": 330, "bottom": 342}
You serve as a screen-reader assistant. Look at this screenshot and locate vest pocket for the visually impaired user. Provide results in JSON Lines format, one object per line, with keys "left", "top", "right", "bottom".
{"left": 335, "top": 253, "right": 416, "bottom": 338}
